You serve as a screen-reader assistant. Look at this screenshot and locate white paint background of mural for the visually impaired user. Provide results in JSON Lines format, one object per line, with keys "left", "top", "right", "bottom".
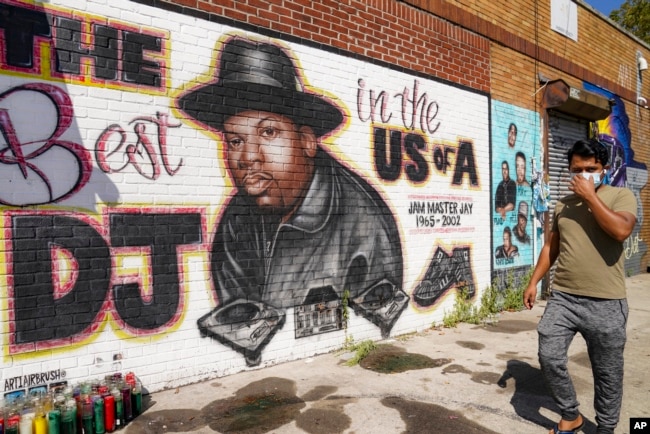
{"left": 0, "top": 0, "right": 490, "bottom": 392}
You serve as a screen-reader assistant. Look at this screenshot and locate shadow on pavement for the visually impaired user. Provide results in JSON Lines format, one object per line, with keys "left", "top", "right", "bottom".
{"left": 498, "top": 359, "right": 598, "bottom": 433}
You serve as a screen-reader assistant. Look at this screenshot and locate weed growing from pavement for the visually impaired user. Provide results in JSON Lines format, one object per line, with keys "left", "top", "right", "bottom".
{"left": 344, "top": 340, "right": 377, "bottom": 366}
{"left": 441, "top": 268, "right": 533, "bottom": 328}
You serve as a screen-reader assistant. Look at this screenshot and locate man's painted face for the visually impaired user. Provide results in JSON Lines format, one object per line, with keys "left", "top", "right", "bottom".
{"left": 503, "top": 230, "right": 511, "bottom": 248}
{"left": 517, "top": 215, "right": 527, "bottom": 230}
{"left": 508, "top": 125, "right": 517, "bottom": 147}
{"left": 223, "top": 110, "right": 317, "bottom": 213}
{"left": 516, "top": 156, "right": 526, "bottom": 182}
{"left": 502, "top": 162, "right": 510, "bottom": 181}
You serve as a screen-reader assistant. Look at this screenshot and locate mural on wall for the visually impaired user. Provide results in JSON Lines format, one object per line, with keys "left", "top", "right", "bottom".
{"left": 175, "top": 37, "right": 407, "bottom": 365}
{"left": 173, "top": 34, "right": 490, "bottom": 365}
{"left": 0, "top": 0, "right": 202, "bottom": 356}
{"left": 583, "top": 83, "right": 648, "bottom": 274}
{"left": 491, "top": 101, "right": 540, "bottom": 289}
{"left": 0, "top": 0, "right": 491, "bottom": 387}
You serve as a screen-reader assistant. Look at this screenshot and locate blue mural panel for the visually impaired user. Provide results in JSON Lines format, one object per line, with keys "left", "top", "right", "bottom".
{"left": 491, "top": 101, "right": 540, "bottom": 273}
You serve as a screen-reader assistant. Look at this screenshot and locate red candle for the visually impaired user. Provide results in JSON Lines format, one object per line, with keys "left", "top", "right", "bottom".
{"left": 104, "top": 394, "right": 115, "bottom": 432}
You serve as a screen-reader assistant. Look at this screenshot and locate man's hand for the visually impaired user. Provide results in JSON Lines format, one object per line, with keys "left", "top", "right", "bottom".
{"left": 569, "top": 171, "right": 637, "bottom": 242}
{"left": 568, "top": 173, "right": 597, "bottom": 200}
{"left": 523, "top": 284, "right": 537, "bottom": 310}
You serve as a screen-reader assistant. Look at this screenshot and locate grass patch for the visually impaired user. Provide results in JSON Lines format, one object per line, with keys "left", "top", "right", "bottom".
{"left": 441, "top": 268, "right": 533, "bottom": 328}
{"left": 344, "top": 340, "right": 377, "bottom": 366}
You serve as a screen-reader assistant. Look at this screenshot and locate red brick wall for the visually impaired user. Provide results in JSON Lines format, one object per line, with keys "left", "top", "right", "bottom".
{"left": 143, "top": 0, "right": 491, "bottom": 91}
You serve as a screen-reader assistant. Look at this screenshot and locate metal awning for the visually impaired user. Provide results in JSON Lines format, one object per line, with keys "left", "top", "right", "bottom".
{"left": 542, "top": 79, "right": 612, "bottom": 121}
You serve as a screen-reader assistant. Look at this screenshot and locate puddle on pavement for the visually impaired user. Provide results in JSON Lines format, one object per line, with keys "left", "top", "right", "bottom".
{"left": 300, "top": 385, "right": 338, "bottom": 402}
{"left": 127, "top": 378, "right": 356, "bottom": 434}
{"left": 360, "top": 345, "right": 452, "bottom": 373}
{"left": 470, "top": 371, "right": 502, "bottom": 385}
{"left": 456, "top": 340, "right": 485, "bottom": 350}
{"left": 128, "top": 377, "right": 306, "bottom": 433}
{"left": 442, "top": 364, "right": 471, "bottom": 375}
{"left": 382, "top": 396, "right": 499, "bottom": 434}
{"left": 295, "top": 395, "right": 356, "bottom": 433}
{"left": 497, "top": 351, "right": 519, "bottom": 358}
{"left": 442, "top": 364, "right": 501, "bottom": 385}
{"left": 204, "top": 377, "right": 306, "bottom": 433}
{"left": 479, "top": 319, "right": 537, "bottom": 334}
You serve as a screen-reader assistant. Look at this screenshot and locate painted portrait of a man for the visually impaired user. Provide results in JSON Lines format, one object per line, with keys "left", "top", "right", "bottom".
{"left": 176, "top": 36, "right": 406, "bottom": 365}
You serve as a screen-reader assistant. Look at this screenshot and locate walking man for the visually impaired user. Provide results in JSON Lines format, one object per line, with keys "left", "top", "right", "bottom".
{"left": 523, "top": 138, "right": 637, "bottom": 434}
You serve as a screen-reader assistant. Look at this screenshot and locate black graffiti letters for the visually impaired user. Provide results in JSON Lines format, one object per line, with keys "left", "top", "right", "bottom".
{"left": 54, "top": 17, "right": 162, "bottom": 87}
{"left": 409, "top": 202, "right": 426, "bottom": 214}
{"left": 54, "top": 18, "right": 119, "bottom": 81}
{"left": 452, "top": 140, "right": 478, "bottom": 186}
{"left": 0, "top": 2, "right": 166, "bottom": 89}
{"left": 414, "top": 214, "right": 461, "bottom": 227}
{"left": 373, "top": 127, "right": 422, "bottom": 182}
{"left": 408, "top": 201, "right": 473, "bottom": 215}
{"left": 373, "top": 127, "right": 478, "bottom": 186}
{"left": 374, "top": 128, "right": 400, "bottom": 181}
{"left": 404, "top": 132, "right": 428, "bottom": 182}
{"left": 0, "top": 3, "right": 50, "bottom": 68}
{"left": 409, "top": 200, "right": 473, "bottom": 228}
{"left": 12, "top": 215, "right": 112, "bottom": 345}
{"left": 110, "top": 213, "right": 202, "bottom": 329}
{"left": 121, "top": 31, "right": 163, "bottom": 87}
{"left": 4, "top": 369, "right": 63, "bottom": 392}
{"left": 432, "top": 140, "right": 479, "bottom": 185}
{"left": 11, "top": 211, "right": 202, "bottom": 347}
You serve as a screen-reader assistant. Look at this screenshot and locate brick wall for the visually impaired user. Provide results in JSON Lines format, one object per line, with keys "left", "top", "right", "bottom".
{"left": 0, "top": 0, "right": 493, "bottom": 393}
{"left": 0, "top": 0, "right": 646, "bottom": 395}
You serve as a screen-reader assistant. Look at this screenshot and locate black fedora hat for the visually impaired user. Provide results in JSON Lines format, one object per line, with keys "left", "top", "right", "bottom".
{"left": 177, "top": 37, "right": 344, "bottom": 138}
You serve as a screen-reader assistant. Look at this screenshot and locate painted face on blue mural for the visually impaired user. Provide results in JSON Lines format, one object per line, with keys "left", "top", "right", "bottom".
{"left": 503, "top": 228, "right": 512, "bottom": 248}
{"left": 516, "top": 154, "right": 526, "bottom": 184}
{"left": 508, "top": 123, "right": 517, "bottom": 147}
{"left": 501, "top": 161, "right": 511, "bottom": 182}
{"left": 223, "top": 110, "right": 318, "bottom": 215}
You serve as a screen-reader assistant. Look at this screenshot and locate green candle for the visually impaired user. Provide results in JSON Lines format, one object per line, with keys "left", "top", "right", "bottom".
{"left": 48, "top": 409, "right": 61, "bottom": 434}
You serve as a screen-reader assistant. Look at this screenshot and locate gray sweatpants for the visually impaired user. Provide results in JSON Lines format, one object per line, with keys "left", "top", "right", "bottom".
{"left": 537, "top": 290, "right": 628, "bottom": 434}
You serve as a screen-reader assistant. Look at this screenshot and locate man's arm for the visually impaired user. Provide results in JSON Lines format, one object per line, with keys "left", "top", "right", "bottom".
{"left": 571, "top": 178, "right": 636, "bottom": 242}
{"left": 523, "top": 229, "right": 559, "bottom": 309}
{"left": 499, "top": 202, "right": 515, "bottom": 215}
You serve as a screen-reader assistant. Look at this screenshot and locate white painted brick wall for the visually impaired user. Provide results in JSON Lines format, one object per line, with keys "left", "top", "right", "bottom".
{"left": 0, "top": 0, "right": 506, "bottom": 395}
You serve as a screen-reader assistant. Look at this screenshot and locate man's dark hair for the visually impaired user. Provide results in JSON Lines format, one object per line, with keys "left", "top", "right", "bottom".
{"left": 567, "top": 139, "right": 609, "bottom": 166}
{"left": 515, "top": 151, "right": 526, "bottom": 161}
{"left": 501, "top": 160, "right": 509, "bottom": 168}
{"left": 503, "top": 226, "right": 512, "bottom": 237}
{"left": 509, "top": 123, "right": 517, "bottom": 134}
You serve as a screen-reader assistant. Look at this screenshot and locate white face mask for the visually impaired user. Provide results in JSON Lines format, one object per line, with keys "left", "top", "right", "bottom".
{"left": 570, "top": 171, "right": 602, "bottom": 187}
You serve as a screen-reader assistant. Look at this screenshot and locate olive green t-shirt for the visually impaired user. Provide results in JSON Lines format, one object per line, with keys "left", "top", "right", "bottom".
{"left": 551, "top": 185, "right": 637, "bottom": 299}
